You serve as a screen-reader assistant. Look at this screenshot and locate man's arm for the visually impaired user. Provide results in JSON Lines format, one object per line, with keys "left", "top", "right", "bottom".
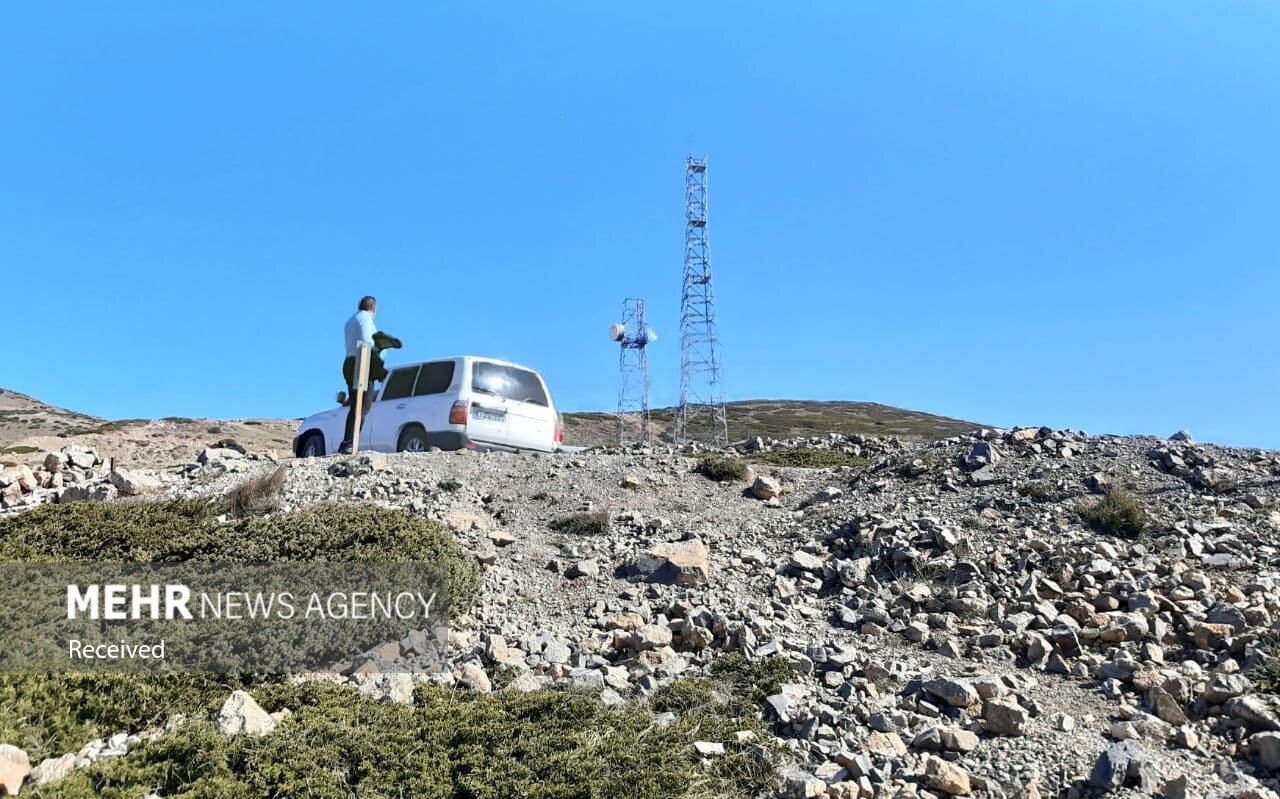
{"left": 357, "top": 312, "right": 376, "bottom": 350}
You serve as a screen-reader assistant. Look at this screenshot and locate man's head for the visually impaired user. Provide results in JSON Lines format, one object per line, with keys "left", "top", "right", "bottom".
{"left": 358, "top": 295, "right": 377, "bottom": 315}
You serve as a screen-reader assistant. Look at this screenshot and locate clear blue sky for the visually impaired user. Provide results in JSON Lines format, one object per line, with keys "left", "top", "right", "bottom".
{"left": 3, "top": 3, "right": 1277, "bottom": 447}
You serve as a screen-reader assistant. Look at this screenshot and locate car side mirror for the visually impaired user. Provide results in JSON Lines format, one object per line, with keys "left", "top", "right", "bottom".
{"left": 336, "top": 390, "right": 348, "bottom": 405}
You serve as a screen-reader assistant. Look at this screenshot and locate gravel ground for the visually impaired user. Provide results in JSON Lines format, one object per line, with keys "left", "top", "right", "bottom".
{"left": 19, "top": 426, "right": 1280, "bottom": 798}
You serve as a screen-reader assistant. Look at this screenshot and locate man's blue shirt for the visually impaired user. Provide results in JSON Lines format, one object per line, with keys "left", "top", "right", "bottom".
{"left": 344, "top": 310, "right": 376, "bottom": 357}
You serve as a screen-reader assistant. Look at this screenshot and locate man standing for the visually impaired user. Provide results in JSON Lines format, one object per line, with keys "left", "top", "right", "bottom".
{"left": 340, "top": 295, "right": 377, "bottom": 454}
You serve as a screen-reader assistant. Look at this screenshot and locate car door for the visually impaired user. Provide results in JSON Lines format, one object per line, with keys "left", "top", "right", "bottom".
{"left": 467, "top": 360, "right": 510, "bottom": 446}
{"left": 502, "top": 367, "right": 556, "bottom": 451}
{"left": 401, "top": 359, "right": 457, "bottom": 442}
{"left": 364, "top": 365, "right": 420, "bottom": 451}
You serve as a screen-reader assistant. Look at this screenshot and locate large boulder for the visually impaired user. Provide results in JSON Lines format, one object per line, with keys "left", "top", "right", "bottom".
{"left": 624, "top": 539, "right": 710, "bottom": 587}
{"left": 836, "top": 557, "right": 872, "bottom": 588}
{"left": 1226, "top": 696, "right": 1280, "bottom": 732}
{"left": 29, "top": 752, "right": 75, "bottom": 786}
{"left": 1202, "top": 673, "right": 1251, "bottom": 704}
{"left": 56, "top": 482, "right": 118, "bottom": 504}
{"left": 327, "top": 454, "right": 387, "bottom": 478}
{"left": 1249, "top": 732, "right": 1280, "bottom": 770}
{"left": 788, "top": 550, "right": 825, "bottom": 573}
{"left": 968, "top": 465, "right": 999, "bottom": 486}
{"left": 1088, "top": 741, "right": 1160, "bottom": 791}
{"left": 983, "top": 697, "right": 1030, "bottom": 736}
{"left": 923, "top": 677, "right": 979, "bottom": 709}
{"left": 0, "top": 482, "right": 23, "bottom": 509}
{"left": 12, "top": 466, "right": 37, "bottom": 493}
{"left": 216, "top": 690, "right": 277, "bottom": 737}
{"left": 355, "top": 672, "right": 414, "bottom": 705}
{"left": 108, "top": 467, "right": 164, "bottom": 497}
{"left": 923, "top": 755, "right": 972, "bottom": 796}
{"left": 63, "top": 446, "right": 99, "bottom": 470}
{"left": 962, "top": 442, "right": 1000, "bottom": 470}
{"left": 0, "top": 744, "right": 29, "bottom": 795}
{"left": 198, "top": 447, "right": 247, "bottom": 466}
{"left": 751, "top": 475, "right": 782, "bottom": 500}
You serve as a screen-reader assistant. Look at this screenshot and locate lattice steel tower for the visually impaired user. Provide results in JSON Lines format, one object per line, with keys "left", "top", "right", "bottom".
{"left": 612, "top": 299, "right": 653, "bottom": 446}
{"left": 675, "top": 155, "right": 729, "bottom": 446}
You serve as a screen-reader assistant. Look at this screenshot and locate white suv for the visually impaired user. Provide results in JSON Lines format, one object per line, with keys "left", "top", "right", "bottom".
{"left": 294, "top": 356, "right": 563, "bottom": 456}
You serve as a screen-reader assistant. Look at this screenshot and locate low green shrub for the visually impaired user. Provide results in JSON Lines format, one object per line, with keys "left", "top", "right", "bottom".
{"left": 695, "top": 456, "right": 750, "bottom": 482}
{"left": 1016, "top": 481, "right": 1053, "bottom": 501}
{"left": 35, "top": 679, "right": 777, "bottom": 799}
{"left": 0, "top": 673, "right": 259, "bottom": 764}
{"left": 709, "top": 653, "right": 793, "bottom": 708}
{"left": 0, "top": 501, "right": 480, "bottom": 614}
{"left": 1251, "top": 656, "right": 1280, "bottom": 695}
{"left": 749, "top": 449, "right": 868, "bottom": 470}
{"left": 1078, "top": 487, "right": 1149, "bottom": 539}
{"left": 548, "top": 510, "right": 610, "bottom": 536}
{"left": 0, "top": 499, "right": 220, "bottom": 562}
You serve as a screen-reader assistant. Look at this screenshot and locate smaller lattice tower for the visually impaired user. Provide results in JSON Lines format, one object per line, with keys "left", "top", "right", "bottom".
{"left": 675, "top": 154, "right": 729, "bottom": 445}
{"left": 610, "top": 298, "right": 655, "bottom": 446}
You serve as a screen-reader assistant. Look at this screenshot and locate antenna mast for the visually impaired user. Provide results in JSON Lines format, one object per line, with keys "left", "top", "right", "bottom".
{"left": 675, "top": 155, "right": 729, "bottom": 446}
{"left": 612, "top": 298, "right": 654, "bottom": 446}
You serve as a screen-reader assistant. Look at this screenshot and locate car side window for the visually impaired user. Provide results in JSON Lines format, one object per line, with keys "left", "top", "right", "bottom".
{"left": 414, "top": 361, "right": 456, "bottom": 396}
{"left": 381, "top": 366, "right": 419, "bottom": 401}
{"left": 471, "top": 362, "right": 506, "bottom": 396}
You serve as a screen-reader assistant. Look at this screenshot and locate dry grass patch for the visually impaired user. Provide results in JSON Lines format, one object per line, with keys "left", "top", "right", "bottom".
{"left": 1078, "top": 487, "right": 1149, "bottom": 539}
{"left": 224, "top": 466, "right": 286, "bottom": 518}
{"left": 548, "top": 510, "right": 610, "bottom": 536}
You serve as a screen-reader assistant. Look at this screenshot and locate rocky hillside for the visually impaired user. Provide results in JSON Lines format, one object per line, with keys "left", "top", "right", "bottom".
{"left": 0, "top": 388, "right": 297, "bottom": 470}
{"left": 564, "top": 400, "right": 983, "bottom": 447}
{"left": 2, "top": 390, "right": 979, "bottom": 469}
{"left": 5, "top": 423, "right": 1280, "bottom": 797}
{"left": 0, "top": 389, "right": 101, "bottom": 453}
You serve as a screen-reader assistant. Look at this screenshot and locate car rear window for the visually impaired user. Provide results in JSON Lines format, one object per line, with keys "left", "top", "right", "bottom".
{"left": 381, "top": 366, "right": 419, "bottom": 401}
{"left": 414, "top": 361, "right": 455, "bottom": 396}
{"left": 472, "top": 362, "right": 548, "bottom": 407}
{"left": 508, "top": 367, "right": 548, "bottom": 406}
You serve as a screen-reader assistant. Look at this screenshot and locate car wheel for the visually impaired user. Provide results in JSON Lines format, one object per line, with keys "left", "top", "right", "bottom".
{"left": 299, "top": 431, "right": 326, "bottom": 458}
{"left": 397, "top": 425, "right": 429, "bottom": 453}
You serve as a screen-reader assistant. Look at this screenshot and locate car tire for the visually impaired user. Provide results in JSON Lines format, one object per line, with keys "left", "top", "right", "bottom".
{"left": 397, "top": 425, "right": 429, "bottom": 453}
{"left": 298, "top": 431, "right": 326, "bottom": 458}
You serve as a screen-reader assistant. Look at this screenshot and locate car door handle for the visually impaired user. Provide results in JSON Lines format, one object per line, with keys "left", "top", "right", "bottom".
{"left": 395, "top": 403, "right": 407, "bottom": 409}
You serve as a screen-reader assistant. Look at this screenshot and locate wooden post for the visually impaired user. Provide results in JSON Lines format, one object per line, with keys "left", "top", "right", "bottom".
{"left": 350, "top": 343, "right": 371, "bottom": 454}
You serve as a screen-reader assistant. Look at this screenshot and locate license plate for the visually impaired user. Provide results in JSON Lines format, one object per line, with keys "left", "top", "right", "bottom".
{"left": 473, "top": 408, "right": 505, "bottom": 422}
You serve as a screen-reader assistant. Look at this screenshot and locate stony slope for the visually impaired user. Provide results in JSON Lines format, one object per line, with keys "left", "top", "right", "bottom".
{"left": 0, "top": 388, "right": 296, "bottom": 469}
{"left": 0, "top": 388, "right": 101, "bottom": 453}
{"left": 108, "top": 426, "right": 1276, "bottom": 799}
{"left": 564, "top": 399, "right": 983, "bottom": 447}
{"left": 7, "top": 414, "right": 1280, "bottom": 797}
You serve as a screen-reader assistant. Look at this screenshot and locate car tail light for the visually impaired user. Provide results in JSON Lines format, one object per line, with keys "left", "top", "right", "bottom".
{"left": 449, "top": 401, "right": 468, "bottom": 426}
{"left": 554, "top": 420, "right": 564, "bottom": 443}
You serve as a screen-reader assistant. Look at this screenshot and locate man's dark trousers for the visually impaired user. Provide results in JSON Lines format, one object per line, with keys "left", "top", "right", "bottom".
{"left": 340, "top": 356, "right": 372, "bottom": 452}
